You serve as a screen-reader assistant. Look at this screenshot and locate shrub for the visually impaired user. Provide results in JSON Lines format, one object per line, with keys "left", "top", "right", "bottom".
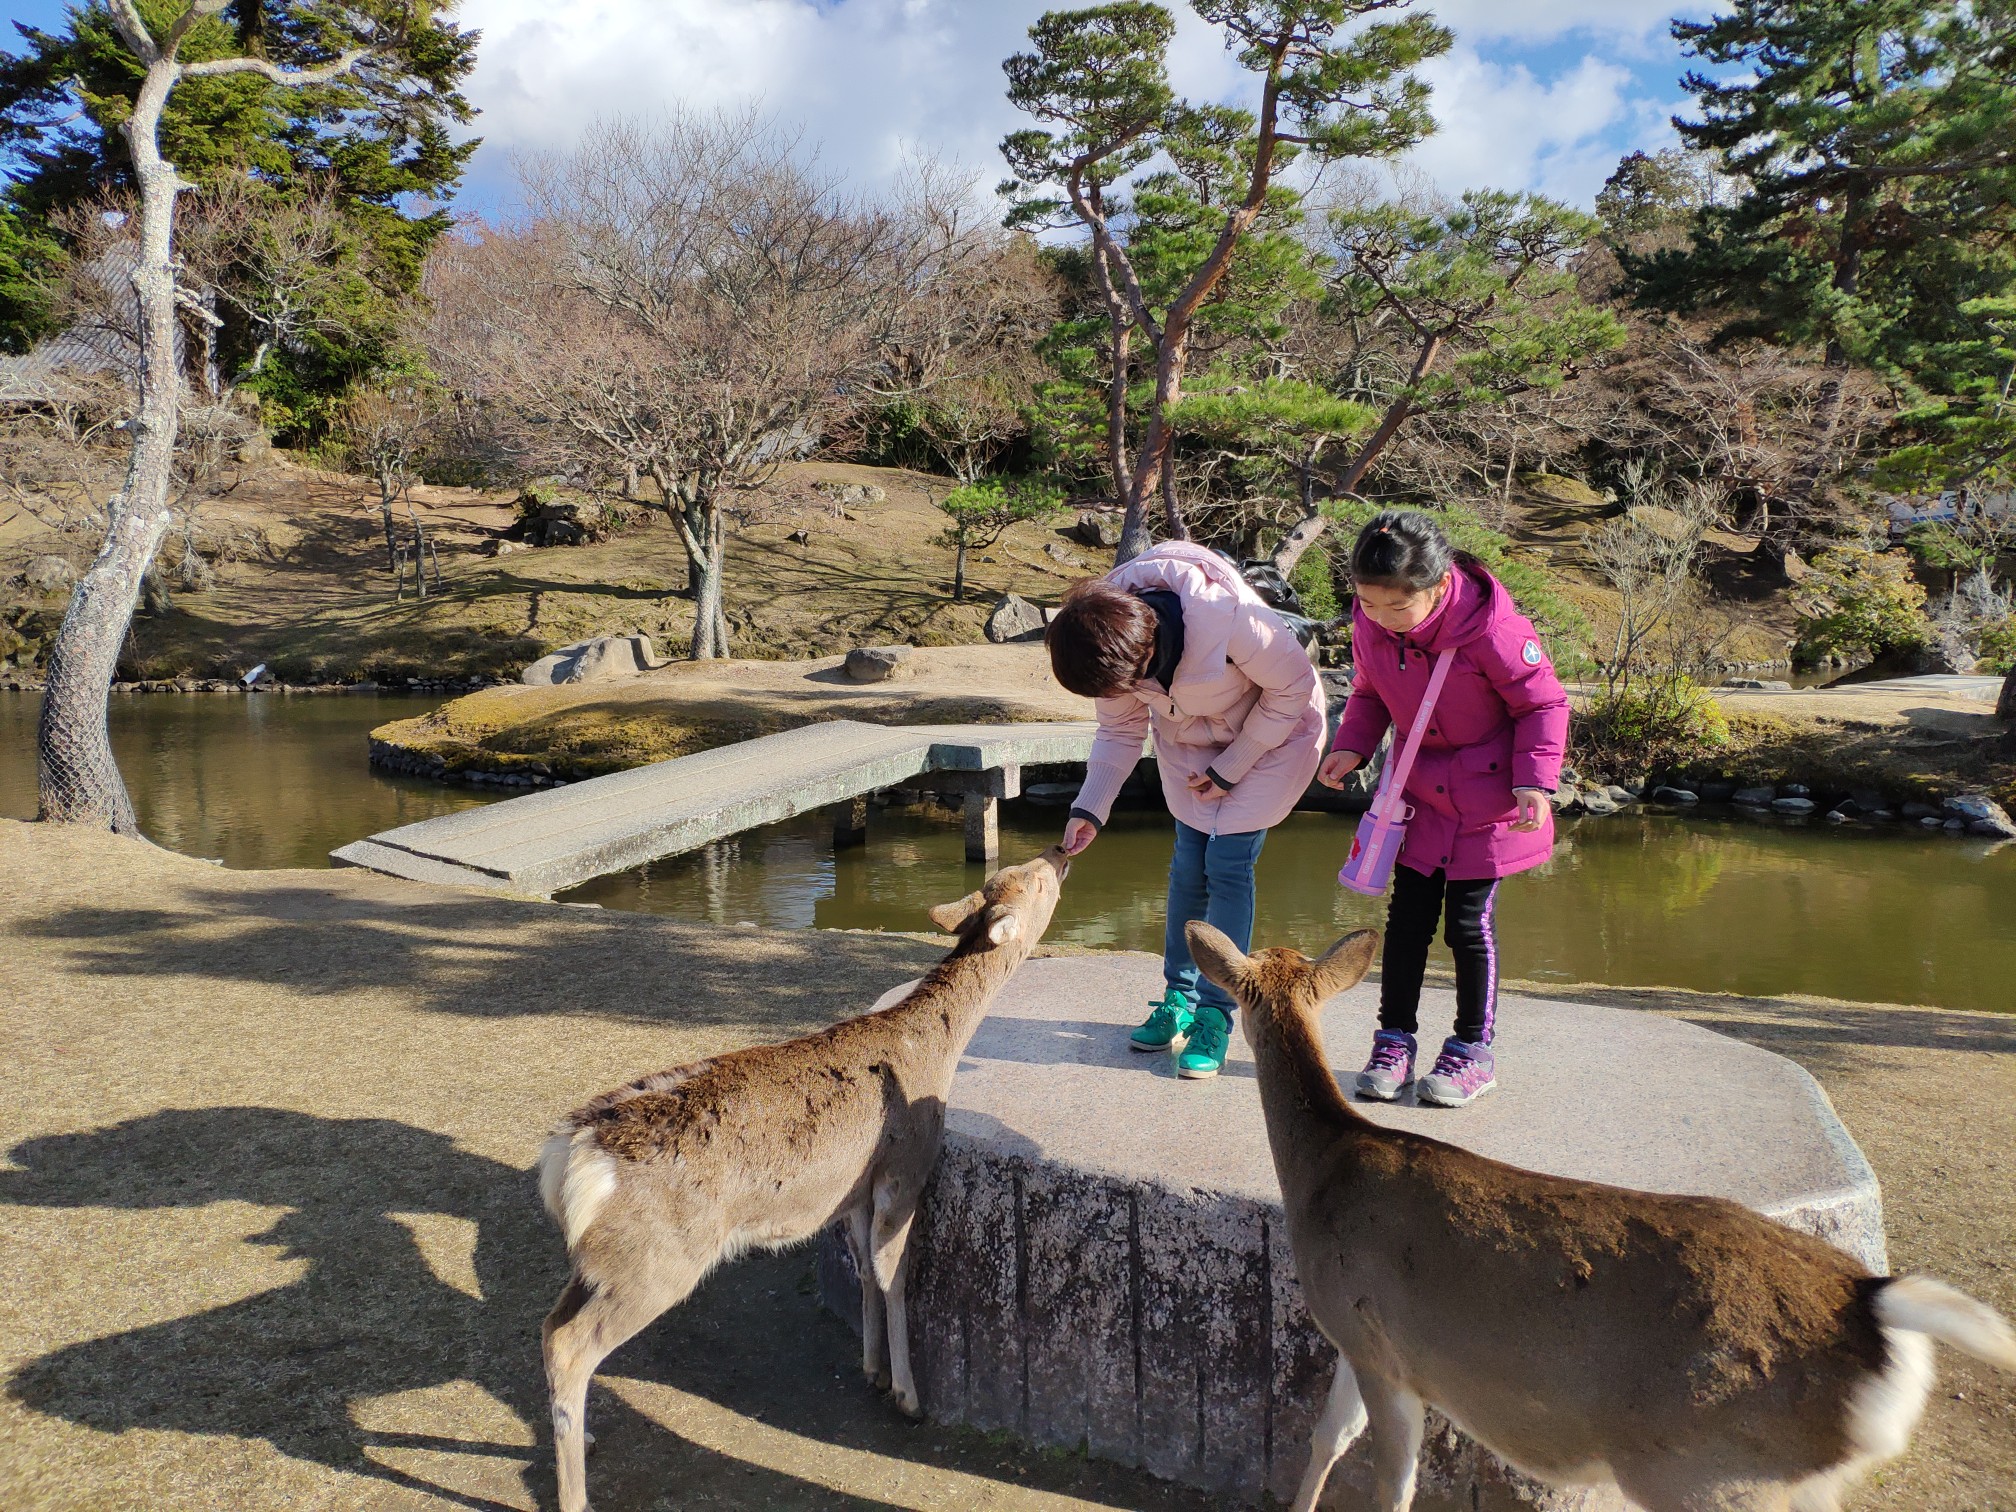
{"left": 1288, "top": 542, "right": 1339, "bottom": 620}
{"left": 1980, "top": 615, "right": 2016, "bottom": 674}
{"left": 1793, "top": 544, "right": 1930, "bottom": 663}
{"left": 1577, "top": 677, "right": 1730, "bottom": 774}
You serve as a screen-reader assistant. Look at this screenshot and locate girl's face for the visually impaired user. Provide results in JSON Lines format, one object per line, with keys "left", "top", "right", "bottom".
{"left": 1355, "top": 572, "right": 1452, "bottom": 634}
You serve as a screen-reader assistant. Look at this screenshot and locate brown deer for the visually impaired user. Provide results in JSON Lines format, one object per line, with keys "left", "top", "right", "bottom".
{"left": 1185, "top": 921, "right": 2016, "bottom": 1512}
{"left": 538, "top": 848, "right": 1070, "bottom": 1512}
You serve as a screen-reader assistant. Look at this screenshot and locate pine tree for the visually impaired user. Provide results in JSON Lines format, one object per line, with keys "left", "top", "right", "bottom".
{"left": 1632, "top": 0, "right": 2016, "bottom": 529}
{"left": 0, "top": 1, "right": 477, "bottom": 427}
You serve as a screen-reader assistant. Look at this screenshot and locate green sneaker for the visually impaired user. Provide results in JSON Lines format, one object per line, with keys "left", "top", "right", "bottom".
{"left": 1177, "top": 1005, "right": 1231, "bottom": 1079}
{"left": 1129, "top": 989, "right": 1196, "bottom": 1052}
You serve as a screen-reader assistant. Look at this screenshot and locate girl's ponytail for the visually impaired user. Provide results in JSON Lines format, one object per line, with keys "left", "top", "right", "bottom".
{"left": 1349, "top": 510, "right": 1460, "bottom": 591}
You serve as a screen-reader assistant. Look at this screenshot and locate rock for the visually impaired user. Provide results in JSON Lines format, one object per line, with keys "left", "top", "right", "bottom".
{"left": 1921, "top": 815, "right": 1945, "bottom": 829}
{"left": 1782, "top": 783, "right": 1811, "bottom": 798}
{"left": 1944, "top": 794, "right": 2016, "bottom": 838}
{"left": 1723, "top": 678, "right": 1793, "bottom": 692}
{"left": 521, "top": 633, "right": 664, "bottom": 686}
{"left": 984, "top": 593, "right": 1046, "bottom": 644}
{"left": 1906, "top": 627, "right": 1978, "bottom": 676}
{"left": 1580, "top": 791, "right": 1620, "bottom": 817}
{"left": 1849, "top": 789, "right": 1888, "bottom": 813}
{"left": 1697, "top": 779, "right": 1737, "bottom": 802}
{"left": 1944, "top": 818, "right": 1968, "bottom": 832}
{"left": 1514, "top": 471, "right": 1606, "bottom": 506}
{"left": 844, "top": 645, "right": 912, "bottom": 683}
{"left": 1022, "top": 782, "right": 1079, "bottom": 807}
{"left": 1772, "top": 797, "right": 1818, "bottom": 814}
{"left": 22, "top": 555, "right": 76, "bottom": 593}
{"left": 480, "top": 538, "right": 522, "bottom": 556}
{"left": 1605, "top": 785, "right": 1638, "bottom": 806}
{"left": 1548, "top": 784, "right": 1580, "bottom": 813}
{"left": 1044, "top": 541, "right": 1083, "bottom": 566}
{"left": 1652, "top": 785, "right": 1699, "bottom": 804}
{"left": 1999, "top": 669, "right": 2016, "bottom": 722}
{"left": 1900, "top": 802, "right": 1941, "bottom": 820}
{"left": 1825, "top": 808, "right": 1851, "bottom": 823}
{"left": 1068, "top": 512, "right": 1121, "bottom": 550}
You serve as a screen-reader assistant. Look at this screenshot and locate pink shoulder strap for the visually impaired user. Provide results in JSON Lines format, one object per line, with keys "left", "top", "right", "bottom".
{"left": 1372, "top": 650, "right": 1454, "bottom": 802}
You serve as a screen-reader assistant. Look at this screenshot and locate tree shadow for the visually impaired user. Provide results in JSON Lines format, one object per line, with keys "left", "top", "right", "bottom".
{"left": 12, "top": 881, "right": 946, "bottom": 1028}
{"left": 2, "top": 1105, "right": 1215, "bottom": 1512}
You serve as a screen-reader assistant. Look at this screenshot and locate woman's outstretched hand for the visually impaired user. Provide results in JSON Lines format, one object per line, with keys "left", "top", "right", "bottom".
{"left": 1061, "top": 817, "right": 1098, "bottom": 856}
{"left": 1512, "top": 788, "right": 1548, "bottom": 832}
{"left": 1316, "top": 750, "right": 1363, "bottom": 789}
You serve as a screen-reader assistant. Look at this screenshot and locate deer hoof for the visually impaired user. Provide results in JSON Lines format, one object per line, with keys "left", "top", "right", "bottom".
{"left": 893, "top": 1391, "right": 924, "bottom": 1422}
{"left": 868, "top": 1366, "right": 892, "bottom": 1392}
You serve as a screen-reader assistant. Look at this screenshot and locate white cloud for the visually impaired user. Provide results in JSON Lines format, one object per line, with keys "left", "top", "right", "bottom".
{"left": 456, "top": 0, "right": 1685, "bottom": 211}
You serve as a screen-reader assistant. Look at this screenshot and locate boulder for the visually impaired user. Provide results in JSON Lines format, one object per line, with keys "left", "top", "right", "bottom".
{"left": 844, "top": 645, "right": 912, "bottom": 683}
{"left": 1772, "top": 797, "right": 1818, "bottom": 815}
{"left": 985, "top": 593, "right": 1047, "bottom": 644}
{"left": 1723, "top": 677, "right": 1793, "bottom": 692}
{"left": 1580, "top": 791, "right": 1620, "bottom": 817}
{"left": 1998, "top": 668, "right": 2016, "bottom": 722}
{"left": 1900, "top": 802, "right": 1942, "bottom": 821}
{"left": 1906, "top": 627, "right": 1978, "bottom": 676}
{"left": 1782, "top": 783, "right": 1811, "bottom": 798}
{"left": 22, "top": 555, "right": 75, "bottom": 594}
{"left": 1022, "top": 782, "right": 1079, "bottom": 807}
{"left": 1068, "top": 512, "right": 1121, "bottom": 550}
{"left": 1944, "top": 793, "right": 2016, "bottom": 839}
{"left": 521, "top": 633, "right": 664, "bottom": 686}
{"left": 1044, "top": 541, "right": 1084, "bottom": 566}
{"left": 1697, "top": 779, "right": 1737, "bottom": 802}
{"left": 1652, "top": 785, "right": 1699, "bottom": 804}
{"left": 1605, "top": 785, "right": 1638, "bottom": 806}
{"left": 1548, "top": 785, "right": 1580, "bottom": 813}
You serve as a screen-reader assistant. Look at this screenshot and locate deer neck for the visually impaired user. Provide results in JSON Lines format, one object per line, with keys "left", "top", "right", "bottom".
{"left": 886, "top": 931, "right": 1033, "bottom": 1066}
{"left": 1246, "top": 1000, "right": 1368, "bottom": 1202}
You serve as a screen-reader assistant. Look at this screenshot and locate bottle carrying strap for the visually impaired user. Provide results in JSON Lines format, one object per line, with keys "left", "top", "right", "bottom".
{"left": 1370, "top": 649, "right": 1455, "bottom": 811}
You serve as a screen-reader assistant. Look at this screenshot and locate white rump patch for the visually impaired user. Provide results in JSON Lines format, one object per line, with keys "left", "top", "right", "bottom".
{"left": 1843, "top": 1324, "right": 1934, "bottom": 1465}
{"left": 538, "top": 1128, "right": 619, "bottom": 1251}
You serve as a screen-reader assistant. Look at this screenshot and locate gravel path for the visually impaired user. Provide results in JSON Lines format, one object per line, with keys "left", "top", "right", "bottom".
{"left": 1, "top": 820, "right": 2009, "bottom": 1511}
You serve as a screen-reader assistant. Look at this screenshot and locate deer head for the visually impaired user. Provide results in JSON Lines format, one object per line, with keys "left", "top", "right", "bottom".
{"left": 928, "top": 846, "right": 1072, "bottom": 950}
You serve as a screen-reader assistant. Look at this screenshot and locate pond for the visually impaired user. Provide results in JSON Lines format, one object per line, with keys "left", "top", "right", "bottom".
{"left": 4, "top": 691, "right": 2012, "bottom": 1012}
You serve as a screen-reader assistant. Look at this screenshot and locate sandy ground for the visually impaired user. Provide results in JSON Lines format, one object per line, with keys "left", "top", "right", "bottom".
{"left": 2, "top": 820, "right": 2012, "bottom": 1511}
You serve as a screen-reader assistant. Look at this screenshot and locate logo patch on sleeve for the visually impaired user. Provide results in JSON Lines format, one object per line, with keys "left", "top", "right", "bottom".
{"left": 1521, "top": 639, "right": 1542, "bottom": 666}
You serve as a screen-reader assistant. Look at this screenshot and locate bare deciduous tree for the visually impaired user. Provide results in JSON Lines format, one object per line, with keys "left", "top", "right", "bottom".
{"left": 430, "top": 112, "right": 917, "bottom": 659}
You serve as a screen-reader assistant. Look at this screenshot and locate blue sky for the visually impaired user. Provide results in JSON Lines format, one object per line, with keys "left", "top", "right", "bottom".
{"left": 4, "top": 0, "right": 1722, "bottom": 214}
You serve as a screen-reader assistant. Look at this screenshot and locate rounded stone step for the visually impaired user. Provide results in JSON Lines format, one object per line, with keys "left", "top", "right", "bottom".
{"left": 820, "top": 952, "right": 1883, "bottom": 1510}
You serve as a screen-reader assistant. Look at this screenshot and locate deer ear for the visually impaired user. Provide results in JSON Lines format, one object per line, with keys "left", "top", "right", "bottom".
{"left": 928, "top": 891, "right": 985, "bottom": 933}
{"left": 982, "top": 906, "right": 1022, "bottom": 947}
{"left": 1311, "top": 929, "right": 1378, "bottom": 1003}
{"left": 1185, "top": 921, "right": 1252, "bottom": 999}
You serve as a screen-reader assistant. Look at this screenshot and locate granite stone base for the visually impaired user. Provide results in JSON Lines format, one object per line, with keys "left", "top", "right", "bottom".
{"left": 820, "top": 954, "right": 1885, "bottom": 1509}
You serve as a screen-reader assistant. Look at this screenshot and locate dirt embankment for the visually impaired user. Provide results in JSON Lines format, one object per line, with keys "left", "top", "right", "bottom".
{"left": 1, "top": 821, "right": 2010, "bottom": 1511}
{"left": 0, "top": 459, "right": 1102, "bottom": 686}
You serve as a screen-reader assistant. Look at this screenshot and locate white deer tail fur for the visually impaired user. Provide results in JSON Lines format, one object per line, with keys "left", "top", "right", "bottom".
{"left": 539, "top": 1126, "right": 619, "bottom": 1252}
{"left": 1875, "top": 1275, "right": 2016, "bottom": 1371}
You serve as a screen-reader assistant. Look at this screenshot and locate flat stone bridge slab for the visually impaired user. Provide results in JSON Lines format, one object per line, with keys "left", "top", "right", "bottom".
{"left": 820, "top": 953, "right": 1884, "bottom": 1511}
{"left": 331, "top": 719, "right": 1099, "bottom": 895}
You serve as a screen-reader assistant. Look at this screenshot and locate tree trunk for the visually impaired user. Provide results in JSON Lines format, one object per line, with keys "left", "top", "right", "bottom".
{"left": 684, "top": 503, "right": 728, "bottom": 660}
{"left": 953, "top": 539, "right": 967, "bottom": 602}
{"left": 1997, "top": 666, "right": 2016, "bottom": 723}
{"left": 36, "top": 51, "right": 186, "bottom": 831}
{"left": 1269, "top": 334, "right": 1441, "bottom": 577}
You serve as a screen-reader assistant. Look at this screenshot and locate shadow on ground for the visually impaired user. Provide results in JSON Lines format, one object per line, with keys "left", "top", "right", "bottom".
{"left": 0, "top": 1105, "right": 1228, "bottom": 1512}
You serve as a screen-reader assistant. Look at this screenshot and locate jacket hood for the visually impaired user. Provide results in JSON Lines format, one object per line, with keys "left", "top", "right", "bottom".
{"left": 1357, "top": 560, "right": 1510, "bottom": 653}
{"left": 1106, "top": 541, "right": 1258, "bottom": 680}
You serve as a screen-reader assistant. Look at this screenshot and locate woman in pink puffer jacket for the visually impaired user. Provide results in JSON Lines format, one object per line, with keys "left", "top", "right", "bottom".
{"left": 1318, "top": 510, "right": 1570, "bottom": 1109}
{"left": 1048, "top": 541, "right": 1326, "bottom": 1080}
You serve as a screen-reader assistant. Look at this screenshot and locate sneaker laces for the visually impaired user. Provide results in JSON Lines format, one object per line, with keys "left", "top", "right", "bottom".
{"left": 1367, "top": 1036, "right": 1411, "bottom": 1071}
{"left": 1430, "top": 1043, "right": 1487, "bottom": 1082}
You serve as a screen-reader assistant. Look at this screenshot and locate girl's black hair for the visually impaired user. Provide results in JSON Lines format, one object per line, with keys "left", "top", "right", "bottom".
{"left": 1349, "top": 509, "right": 1461, "bottom": 591}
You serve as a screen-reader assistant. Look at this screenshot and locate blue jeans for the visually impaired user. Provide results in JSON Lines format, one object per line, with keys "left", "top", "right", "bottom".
{"left": 1163, "top": 819, "right": 1267, "bottom": 1017}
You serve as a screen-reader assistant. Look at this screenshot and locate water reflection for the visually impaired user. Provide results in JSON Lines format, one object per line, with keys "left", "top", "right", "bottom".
{"left": 564, "top": 804, "right": 2016, "bottom": 1015}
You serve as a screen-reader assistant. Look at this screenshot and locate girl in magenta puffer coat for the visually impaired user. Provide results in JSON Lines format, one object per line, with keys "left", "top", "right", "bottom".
{"left": 1317, "top": 511, "right": 1570, "bottom": 1108}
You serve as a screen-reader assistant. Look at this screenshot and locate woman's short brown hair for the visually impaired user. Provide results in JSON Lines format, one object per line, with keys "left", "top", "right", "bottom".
{"left": 1045, "top": 578, "right": 1156, "bottom": 698}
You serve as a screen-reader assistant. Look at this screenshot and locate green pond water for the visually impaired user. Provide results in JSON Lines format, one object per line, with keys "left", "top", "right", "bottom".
{"left": 4, "top": 691, "right": 2012, "bottom": 1012}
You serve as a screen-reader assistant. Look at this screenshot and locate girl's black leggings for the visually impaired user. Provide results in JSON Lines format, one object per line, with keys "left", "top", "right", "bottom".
{"left": 1379, "top": 865, "right": 1500, "bottom": 1045}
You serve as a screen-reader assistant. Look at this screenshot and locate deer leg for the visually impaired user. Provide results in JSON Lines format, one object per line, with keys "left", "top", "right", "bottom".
{"left": 843, "top": 1202, "right": 890, "bottom": 1390}
{"left": 1357, "top": 1371, "right": 1425, "bottom": 1512}
{"left": 543, "top": 1258, "right": 702, "bottom": 1512}
{"left": 871, "top": 1174, "right": 923, "bottom": 1420}
{"left": 1290, "top": 1353, "right": 1369, "bottom": 1512}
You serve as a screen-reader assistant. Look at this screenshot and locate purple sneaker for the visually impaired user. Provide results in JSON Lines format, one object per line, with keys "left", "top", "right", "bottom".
{"left": 1355, "top": 1029, "right": 1417, "bottom": 1102}
{"left": 1416, "top": 1037, "right": 1496, "bottom": 1107}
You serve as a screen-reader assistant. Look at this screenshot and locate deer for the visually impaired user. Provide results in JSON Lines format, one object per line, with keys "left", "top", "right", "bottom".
{"left": 1184, "top": 920, "right": 2016, "bottom": 1512}
{"left": 538, "top": 847, "right": 1070, "bottom": 1512}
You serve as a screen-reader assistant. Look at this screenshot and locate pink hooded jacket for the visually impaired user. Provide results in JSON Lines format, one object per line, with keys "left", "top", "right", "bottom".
{"left": 1333, "top": 561, "right": 1571, "bottom": 881}
{"left": 1069, "top": 542, "right": 1326, "bottom": 836}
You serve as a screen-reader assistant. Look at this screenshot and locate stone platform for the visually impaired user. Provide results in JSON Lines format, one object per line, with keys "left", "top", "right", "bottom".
{"left": 819, "top": 953, "right": 1884, "bottom": 1510}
